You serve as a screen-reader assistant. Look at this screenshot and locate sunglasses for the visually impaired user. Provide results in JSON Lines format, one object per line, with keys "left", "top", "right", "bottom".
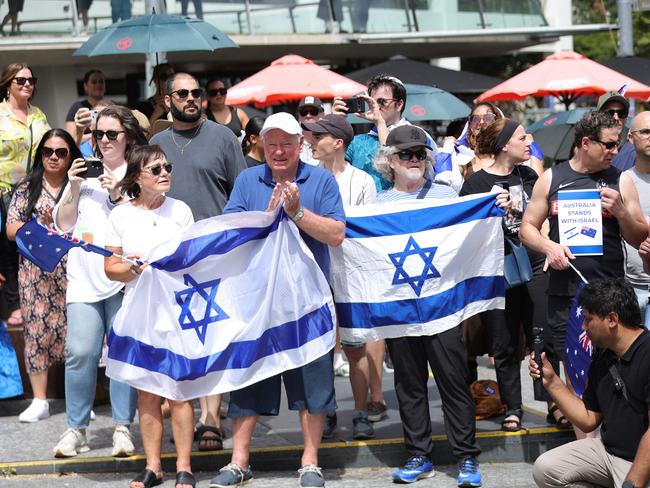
{"left": 591, "top": 138, "right": 619, "bottom": 151}
{"left": 631, "top": 128, "right": 650, "bottom": 137}
{"left": 171, "top": 88, "right": 203, "bottom": 99}
{"left": 396, "top": 149, "right": 427, "bottom": 161}
{"left": 42, "top": 147, "right": 68, "bottom": 158}
{"left": 375, "top": 98, "right": 396, "bottom": 107}
{"left": 207, "top": 87, "right": 228, "bottom": 97}
{"left": 299, "top": 107, "right": 321, "bottom": 117}
{"left": 93, "top": 129, "right": 125, "bottom": 141}
{"left": 605, "top": 108, "right": 628, "bottom": 119}
{"left": 469, "top": 113, "right": 496, "bottom": 125}
{"left": 143, "top": 162, "right": 173, "bottom": 176}
{"left": 13, "top": 76, "right": 37, "bottom": 86}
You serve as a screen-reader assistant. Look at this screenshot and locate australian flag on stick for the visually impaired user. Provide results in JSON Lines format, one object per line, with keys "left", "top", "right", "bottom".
{"left": 565, "top": 282, "right": 593, "bottom": 396}
{"left": 15, "top": 219, "right": 113, "bottom": 273}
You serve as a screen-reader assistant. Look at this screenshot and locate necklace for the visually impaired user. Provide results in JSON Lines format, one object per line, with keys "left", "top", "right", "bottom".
{"left": 171, "top": 123, "right": 201, "bottom": 155}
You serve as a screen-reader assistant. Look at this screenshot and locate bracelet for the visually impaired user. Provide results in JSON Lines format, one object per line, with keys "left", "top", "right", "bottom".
{"left": 108, "top": 194, "right": 123, "bottom": 206}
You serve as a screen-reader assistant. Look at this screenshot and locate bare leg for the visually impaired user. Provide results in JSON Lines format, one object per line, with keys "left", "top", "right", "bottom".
{"left": 29, "top": 371, "right": 48, "bottom": 400}
{"left": 132, "top": 391, "right": 163, "bottom": 488}
{"left": 230, "top": 415, "right": 258, "bottom": 468}
{"left": 344, "top": 345, "right": 369, "bottom": 410}
{"left": 366, "top": 340, "right": 385, "bottom": 403}
{"left": 198, "top": 394, "right": 222, "bottom": 450}
{"left": 169, "top": 399, "right": 194, "bottom": 487}
{"left": 299, "top": 410, "right": 325, "bottom": 466}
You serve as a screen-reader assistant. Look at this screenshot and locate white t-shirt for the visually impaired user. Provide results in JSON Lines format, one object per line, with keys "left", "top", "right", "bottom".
{"left": 105, "top": 197, "right": 194, "bottom": 299}
{"left": 53, "top": 165, "right": 127, "bottom": 304}
{"left": 330, "top": 163, "right": 377, "bottom": 206}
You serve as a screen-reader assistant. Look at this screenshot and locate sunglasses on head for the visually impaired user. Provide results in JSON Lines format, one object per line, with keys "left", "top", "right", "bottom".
{"left": 591, "top": 138, "right": 619, "bottom": 151}
{"left": 93, "top": 129, "right": 125, "bottom": 141}
{"left": 13, "top": 77, "right": 37, "bottom": 86}
{"left": 605, "top": 108, "right": 628, "bottom": 119}
{"left": 42, "top": 147, "right": 68, "bottom": 158}
{"left": 143, "top": 162, "right": 173, "bottom": 176}
{"left": 207, "top": 87, "right": 228, "bottom": 97}
{"left": 469, "top": 113, "right": 496, "bottom": 125}
{"left": 396, "top": 149, "right": 427, "bottom": 161}
{"left": 171, "top": 88, "right": 203, "bottom": 99}
{"left": 299, "top": 107, "right": 321, "bottom": 117}
{"left": 375, "top": 98, "right": 396, "bottom": 107}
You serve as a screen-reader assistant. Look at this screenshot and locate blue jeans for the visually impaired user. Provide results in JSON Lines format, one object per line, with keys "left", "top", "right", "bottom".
{"left": 110, "top": 0, "right": 131, "bottom": 23}
{"left": 65, "top": 293, "right": 137, "bottom": 428}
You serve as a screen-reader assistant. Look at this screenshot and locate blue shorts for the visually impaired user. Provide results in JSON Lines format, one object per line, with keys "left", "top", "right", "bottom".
{"left": 228, "top": 351, "right": 336, "bottom": 417}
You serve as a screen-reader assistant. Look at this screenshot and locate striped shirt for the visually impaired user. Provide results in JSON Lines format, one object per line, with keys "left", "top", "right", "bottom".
{"left": 373, "top": 182, "right": 457, "bottom": 203}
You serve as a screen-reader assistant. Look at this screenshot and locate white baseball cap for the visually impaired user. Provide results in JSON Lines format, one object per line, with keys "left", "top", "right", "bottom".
{"left": 260, "top": 112, "right": 303, "bottom": 137}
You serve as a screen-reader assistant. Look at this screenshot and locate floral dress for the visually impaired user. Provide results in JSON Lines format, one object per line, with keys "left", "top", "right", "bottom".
{"left": 7, "top": 179, "right": 66, "bottom": 374}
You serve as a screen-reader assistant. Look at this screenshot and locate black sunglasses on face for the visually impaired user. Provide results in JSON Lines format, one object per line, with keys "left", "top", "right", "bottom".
{"left": 591, "top": 138, "right": 619, "bottom": 151}
{"left": 143, "top": 163, "right": 173, "bottom": 176}
{"left": 207, "top": 87, "right": 228, "bottom": 97}
{"left": 171, "top": 88, "right": 203, "bottom": 99}
{"left": 299, "top": 107, "right": 320, "bottom": 117}
{"left": 42, "top": 147, "right": 69, "bottom": 158}
{"left": 605, "top": 108, "right": 628, "bottom": 119}
{"left": 93, "top": 129, "right": 125, "bottom": 141}
{"left": 13, "top": 77, "right": 37, "bottom": 86}
{"left": 375, "top": 98, "right": 396, "bottom": 107}
{"left": 396, "top": 149, "right": 427, "bottom": 161}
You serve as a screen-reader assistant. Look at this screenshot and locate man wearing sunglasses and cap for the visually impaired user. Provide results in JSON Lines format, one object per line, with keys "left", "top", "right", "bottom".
{"left": 597, "top": 91, "right": 636, "bottom": 172}
{"left": 296, "top": 96, "right": 325, "bottom": 167}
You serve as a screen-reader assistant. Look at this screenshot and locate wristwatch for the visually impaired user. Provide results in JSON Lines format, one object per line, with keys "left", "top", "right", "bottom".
{"left": 622, "top": 481, "right": 637, "bottom": 488}
{"left": 291, "top": 207, "right": 304, "bottom": 223}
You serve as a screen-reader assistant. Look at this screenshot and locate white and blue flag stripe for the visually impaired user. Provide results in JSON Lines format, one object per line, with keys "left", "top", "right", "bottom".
{"left": 106, "top": 208, "right": 336, "bottom": 401}
{"left": 330, "top": 192, "right": 505, "bottom": 341}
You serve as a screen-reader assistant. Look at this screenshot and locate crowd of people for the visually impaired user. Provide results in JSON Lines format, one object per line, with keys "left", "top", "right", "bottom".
{"left": 0, "top": 60, "right": 649, "bottom": 488}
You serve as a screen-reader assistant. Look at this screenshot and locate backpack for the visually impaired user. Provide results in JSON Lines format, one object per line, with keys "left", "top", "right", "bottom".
{"left": 470, "top": 380, "right": 505, "bottom": 420}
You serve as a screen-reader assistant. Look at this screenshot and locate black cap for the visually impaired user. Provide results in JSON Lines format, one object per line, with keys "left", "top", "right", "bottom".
{"left": 301, "top": 114, "right": 354, "bottom": 145}
{"left": 297, "top": 96, "right": 324, "bottom": 110}
{"left": 386, "top": 125, "right": 432, "bottom": 150}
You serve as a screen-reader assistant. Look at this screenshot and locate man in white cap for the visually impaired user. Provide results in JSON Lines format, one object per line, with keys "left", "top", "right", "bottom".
{"left": 210, "top": 112, "right": 345, "bottom": 488}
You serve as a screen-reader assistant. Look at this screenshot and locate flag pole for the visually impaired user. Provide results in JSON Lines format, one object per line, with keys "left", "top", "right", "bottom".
{"left": 568, "top": 262, "right": 589, "bottom": 284}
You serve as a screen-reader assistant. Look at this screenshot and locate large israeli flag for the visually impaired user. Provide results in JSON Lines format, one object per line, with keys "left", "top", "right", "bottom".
{"left": 330, "top": 191, "right": 505, "bottom": 341}
{"left": 106, "top": 208, "right": 336, "bottom": 401}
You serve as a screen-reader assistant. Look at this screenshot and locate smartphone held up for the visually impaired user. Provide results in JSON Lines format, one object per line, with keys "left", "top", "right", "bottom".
{"left": 80, "top": 157, "right": 104, "bottom": 179}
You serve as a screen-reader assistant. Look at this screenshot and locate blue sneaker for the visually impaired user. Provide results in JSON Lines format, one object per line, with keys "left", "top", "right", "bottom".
{"left": 391, "top": 455, "right": 435, "bottom": 483}
{"left": 457, "top": 456, "right": 481, "bottom": 487}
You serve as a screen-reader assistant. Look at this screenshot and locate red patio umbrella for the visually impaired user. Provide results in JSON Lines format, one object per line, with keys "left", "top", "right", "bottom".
{"left": 227, "top": 54, "right": 366, "bottom": 107}
{"left": 475, "top": 50, "right": 650, "bottom": 109}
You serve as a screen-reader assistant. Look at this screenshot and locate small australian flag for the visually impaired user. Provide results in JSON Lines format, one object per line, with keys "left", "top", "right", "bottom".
{"left": 565, "top": 282, "right": 593, "bottom": 396}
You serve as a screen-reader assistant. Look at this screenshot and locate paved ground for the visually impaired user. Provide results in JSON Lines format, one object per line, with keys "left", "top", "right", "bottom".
{"left": 0, "top": 464, "right": 537, "bottom": 487}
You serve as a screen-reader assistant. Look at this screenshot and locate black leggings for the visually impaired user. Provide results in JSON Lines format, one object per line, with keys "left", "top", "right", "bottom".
{"left": 0, "top": 192, "right": 20, "bottom": 314}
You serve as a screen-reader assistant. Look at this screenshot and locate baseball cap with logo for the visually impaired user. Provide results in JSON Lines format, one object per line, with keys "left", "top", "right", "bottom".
{"left": 386, "top": 125, "right": 432, "bottom": 151}
{"left": 260, "top": 112, "right": 303, "bottom": 137}
{"left": 301, "top": 114, "right": 354, "bottom": 145}
{"left": 596, "top": 91, "right": 630, "bottom": 112}
{"left": 297, "top": 96, "right": 324, "bottom": 110}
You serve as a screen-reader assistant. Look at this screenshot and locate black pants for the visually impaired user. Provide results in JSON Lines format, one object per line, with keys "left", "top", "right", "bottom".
{"left": 0, "top": 192, "right": 19, "bottom": 314}
{"left": 386, "top": 325, "right": 481, "bottom": 461}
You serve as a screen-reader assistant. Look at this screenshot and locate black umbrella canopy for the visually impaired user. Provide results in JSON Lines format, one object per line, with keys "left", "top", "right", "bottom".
{"left": 601, "top": 55, "right": 650, "bottom": 87}
{"left": 345, "top": 56, "right": 502, "bottom": 95}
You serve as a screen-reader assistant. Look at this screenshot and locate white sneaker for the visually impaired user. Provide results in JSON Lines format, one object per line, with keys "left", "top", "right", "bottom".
{"left": 111, "top": 425, "right": 135, "bottom": 457}
{"left": 53, "top": 428, "right": 90, "bottom": 457}
{"left": 90, "top": 410, "right": 96, "bottom": 421}
{"left": 18, "top": 398, "right": 49, "bottom": 423}
{"left": 334, "top": 361, "right": 350, "bottom": 377}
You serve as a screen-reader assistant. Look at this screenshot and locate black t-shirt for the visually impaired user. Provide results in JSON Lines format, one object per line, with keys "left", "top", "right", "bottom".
{"left": 582, "top": 329, "right": 650, "bottom": 461}
{"left": 65, "top": 99, "right": 92, "bottom": 122}
{"left": 244, "top": 154, "right": 264, "bottom": 168}
{"left": 460, "top": 165, "right": 544, "bottom": 266}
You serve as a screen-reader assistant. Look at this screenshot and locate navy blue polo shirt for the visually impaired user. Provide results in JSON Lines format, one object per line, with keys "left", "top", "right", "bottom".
{"left": 223, "top": 161, "right": 345, "bottom": 280}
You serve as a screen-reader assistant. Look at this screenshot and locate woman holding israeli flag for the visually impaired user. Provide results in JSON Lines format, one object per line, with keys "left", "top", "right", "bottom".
{"left": 104, "top": 144, "right": 195, "bottom": 488}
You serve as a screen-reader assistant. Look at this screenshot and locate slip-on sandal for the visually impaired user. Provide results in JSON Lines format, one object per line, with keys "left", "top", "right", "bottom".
{"left": 130, "top": 468, "right": 163, "bottom": 488}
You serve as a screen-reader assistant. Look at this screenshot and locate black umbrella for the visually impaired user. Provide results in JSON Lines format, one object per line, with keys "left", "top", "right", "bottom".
{"left": 345, "top": 56, "right": 502, "bottom": 94}
{"left": 601, "top": 55, "right": 650, "bottom": 87}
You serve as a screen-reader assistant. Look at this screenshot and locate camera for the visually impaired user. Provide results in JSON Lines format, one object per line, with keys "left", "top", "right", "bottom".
{"left": 81, "top": 157, "right": 104, "bottom": 179}
{"left": 341, "top": 97, "right": 366, "bottom": 113}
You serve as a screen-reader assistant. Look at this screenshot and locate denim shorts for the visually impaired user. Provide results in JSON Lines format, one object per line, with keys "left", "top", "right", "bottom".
{"left": 228, "top": 351, "right": 336, "bottom": 417}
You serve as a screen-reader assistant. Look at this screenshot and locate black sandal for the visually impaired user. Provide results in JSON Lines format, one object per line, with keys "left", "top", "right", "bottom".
{"left": 547, "top": 405, "right": 571, "bottom": 428}
{"left": 130, "top": 468, "right": 163, "bottom": 488}
{"left": 501, "top": 408, "right": 523, "bottom": 432}
{"left": 175, "top": 471, "right": 196, "bottom": 488}
{"left": 196, "top": 424, "right": 223, "bottom": 451}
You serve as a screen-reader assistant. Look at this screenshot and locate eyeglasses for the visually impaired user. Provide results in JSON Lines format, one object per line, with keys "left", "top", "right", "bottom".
{"left": 170, "top": 88, "right": 203, "bottom": 99}
{"left": 375, "top": 98, "right": 397, "bottom": 107}
{"left": 143, "top": 162, "right": 173, "bottom": 176}
{"left": 469, "top": 113, "right": 496, "bottom": 125}
{"left": 299, "top": 107, "right": 321, "bottom": 117}
{"left": 605, "top": 108, "right": 629, "bottom": 119}
{"left": 42, "top": 147, "right": 68, "bottom": 158}
{"left": 591, "top": 138, "right": 619, "bottom": 151}
{"left": 13, "top": 77, "right": 37, "bottom": 86}
{"left": 93, "top": 129, "right": 125, "bottom": 141}
{"left": 395, "top": 149, "right": 427, "bottom": 161}
{"left": 207, "top": 87, "right": 227, "bottom": 97}
{"left": 631, "top": 128, "right": 650, "bottom": 137}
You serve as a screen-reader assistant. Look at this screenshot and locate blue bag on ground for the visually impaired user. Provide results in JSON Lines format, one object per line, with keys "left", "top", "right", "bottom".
{"left": 0, "top": 321, "right": 24, "bottom": 399}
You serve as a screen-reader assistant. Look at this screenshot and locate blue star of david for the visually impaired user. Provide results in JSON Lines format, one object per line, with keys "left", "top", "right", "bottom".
{"left": 175, "top": 273, "right": 229, "bottom": 344}
{"left": 388, "top": 236, "right": 440, "bottom": 296}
